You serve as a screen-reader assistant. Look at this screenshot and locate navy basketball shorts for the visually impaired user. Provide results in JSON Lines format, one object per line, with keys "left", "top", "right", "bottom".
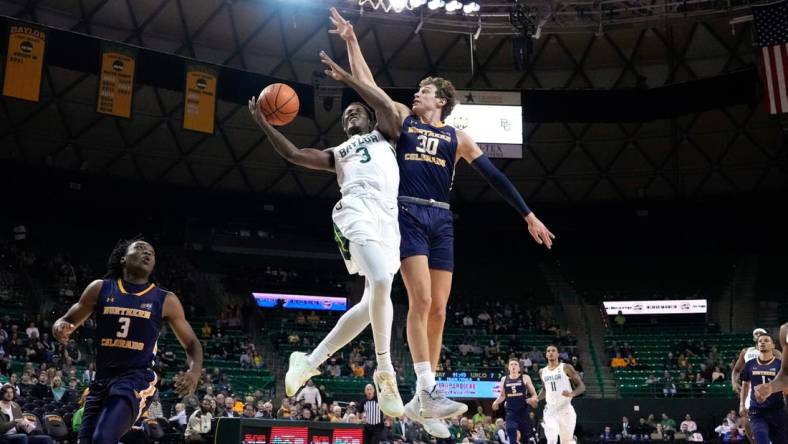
{"left": 507, "top": 414, "right": 532, "bottom": 444}
{"left": 749, "top": 407, "right": 788, "bottom": 444}
{"left": 398, "top": 202, "right": 454, "bottom": 272}
{"left": 79, "top": 368, "right": 157, "bottom": 441}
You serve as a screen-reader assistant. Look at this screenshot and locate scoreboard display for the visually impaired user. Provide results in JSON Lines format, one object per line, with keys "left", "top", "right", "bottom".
{"left": 215, "top": 418, "right": 364, "bottom": 444}
{"left": 436, "top": 371, "right": 504, "bottom": 399}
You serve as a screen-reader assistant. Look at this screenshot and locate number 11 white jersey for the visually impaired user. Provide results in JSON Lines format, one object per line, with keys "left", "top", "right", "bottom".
{"left": 541, "top": 363, "right": 574, "bottom": 410}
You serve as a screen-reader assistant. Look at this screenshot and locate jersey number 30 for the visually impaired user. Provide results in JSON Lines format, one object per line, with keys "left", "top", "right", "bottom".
{"left": 116, "top": 317, "right": 130, "bottom": 338}
{"left": 416, "top": 135, "right": 439, "bottom": 156}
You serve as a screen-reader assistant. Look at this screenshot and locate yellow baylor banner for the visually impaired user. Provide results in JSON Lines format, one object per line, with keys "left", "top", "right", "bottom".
{"left": 2, "top": 22, "right": 46, "bottom": 102}
{"left": 97, "top": 43, "right": 136, "bottom": 118}
{"left": 183, "top": 64, "right": 218, "bottom": 134}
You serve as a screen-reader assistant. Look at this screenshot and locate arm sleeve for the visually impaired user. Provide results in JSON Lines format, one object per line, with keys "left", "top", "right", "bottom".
{"left": 470, "top": 154, "right": 531, "bottom": 217}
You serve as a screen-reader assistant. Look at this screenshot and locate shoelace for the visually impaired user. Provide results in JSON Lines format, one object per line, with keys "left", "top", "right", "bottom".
{"left": 379, "top": 376, "right": 399, "bottom": 396}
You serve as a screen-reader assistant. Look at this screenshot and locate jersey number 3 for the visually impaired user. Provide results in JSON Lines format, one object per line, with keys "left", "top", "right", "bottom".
{"left": 116, "top": 317, "right": 130, "bottom": 338}
{"left": 355, "top": 147, "right": 371, "bottom": 163}
{"left": 416, "top": 135, "right": 439, "bottom": 156}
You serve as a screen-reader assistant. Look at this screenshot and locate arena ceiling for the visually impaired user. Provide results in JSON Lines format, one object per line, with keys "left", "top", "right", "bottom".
{"left": 0, "top": 0, "right": 785, "bottom": 203}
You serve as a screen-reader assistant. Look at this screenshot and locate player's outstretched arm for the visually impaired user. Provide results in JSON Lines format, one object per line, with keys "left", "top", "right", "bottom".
{"left": 329, "top": 8, "right": 412, "bottom": 119}
{"left": 457, "top": 130, "right": 555, "bottom": 249}
{"left": 320, "top": 51, "right": 403, "bottom": 141}
{"left": 248, "top": 96, "right": 334, "bottom": 172}
{"left": 164, "top": 292, "right": 203, "bottom": 397}
{"left": 563, "top": 364, "right": 586, "bottom": 398}
{"left": 52, "top": 279, "right": 101, "bottom": 344}
{"left": 731, "top": 348, "right": 746, "bottom": 393}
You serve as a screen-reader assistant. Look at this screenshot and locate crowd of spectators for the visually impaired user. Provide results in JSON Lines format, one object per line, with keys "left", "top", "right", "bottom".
{"left": 598, "top": 409, "right": 750, "bottom": 443}
{"left": 607, "top": 339, "right": 732, "bottom": 397}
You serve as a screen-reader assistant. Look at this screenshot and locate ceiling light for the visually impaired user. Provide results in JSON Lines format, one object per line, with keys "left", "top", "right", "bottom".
{"left": 409, "top": 0, "right": 427, "bottom": 7}
{"left": 390, "top": 0, "right": 407, "bottom": 12}
{"left": 445, "top": 0, "right": 462, "bottom": 12}
{"left": 463, "top": 1, "right": 480, "bottom": 13}
{"left": 427, "top": 0, "right": 445, "bottom": 9}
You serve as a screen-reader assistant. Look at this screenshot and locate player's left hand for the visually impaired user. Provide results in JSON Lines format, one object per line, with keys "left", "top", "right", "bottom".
{"left": 320, "top": 51, "right": 349, "bottom": 82}
{"left": 561, "top": 390, "right": 573, "bottom": 398}
{"left": 328, "top": 8, "right": 356, "bottom": 42}
{"left": 525, "top": 213, "right": 555, "bottom": 249}
{"left": 175, "top": 370, "right": 200, "bottom": 397}
{"left": 754, "top": 382, "right": 772, "bottom": 403}
{"left": 527, "top": 396, "right": 539, "bottom": 407}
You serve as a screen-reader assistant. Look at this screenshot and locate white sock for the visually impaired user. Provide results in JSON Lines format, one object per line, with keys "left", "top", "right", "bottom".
{"left": 350, "top": 241, "right": 396, "bottom": 374}
{"left": 414, "top": 361, "right": 436, "bottom": 391}
{"left": 306, "top": 286, "right": 371, "bottom": 369}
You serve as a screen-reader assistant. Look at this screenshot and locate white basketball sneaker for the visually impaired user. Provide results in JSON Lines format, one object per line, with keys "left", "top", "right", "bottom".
{"left": 373, "top": 371, "right": 405, "bottom": 418}
{"left": 284, "top": 352, "right": 320, "bottom": 397}
{"left": 404, "top": 395, "right": 450, "bottom": 438}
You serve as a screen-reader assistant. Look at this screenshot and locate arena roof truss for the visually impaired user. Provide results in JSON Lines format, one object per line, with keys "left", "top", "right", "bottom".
{"left": 0, "top": 0, "right": 785, "bottom": 203}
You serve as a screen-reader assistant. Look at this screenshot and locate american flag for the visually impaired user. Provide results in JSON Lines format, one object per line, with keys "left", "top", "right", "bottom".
{"left": 753, "top": 0, "right": 788, "bottom": 114}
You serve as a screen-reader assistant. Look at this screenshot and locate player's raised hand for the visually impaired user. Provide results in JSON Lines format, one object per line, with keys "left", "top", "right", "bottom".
{"left": 329, "top": 7, "right": 356, "bottom": 42}
{"left": 52, "top": 319, "right": 76, "bottom": 345}
{"left": 525, "top": 213, "right": 555, "bottom": 249}
{"left": 175, "top": 370, "right": 200, "bottom": 398}
{"left": 248, "top": 96, "right": 272, "bottom": 130}
{"left": 320, "top": 51, "right": 349, "bottom": 82}
{"left": 754, "top": 382, "right": 772, "bottom": 403}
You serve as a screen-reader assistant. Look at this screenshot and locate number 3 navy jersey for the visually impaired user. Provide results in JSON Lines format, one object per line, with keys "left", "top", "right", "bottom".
{"left": 742, "top": 356, "right": 784, "bottom": 411}
{"left": 95, "top": 278, "right": 167, "bottom": 378}
{"left": 396, "top": 115, "right": 458, "bottom": 203}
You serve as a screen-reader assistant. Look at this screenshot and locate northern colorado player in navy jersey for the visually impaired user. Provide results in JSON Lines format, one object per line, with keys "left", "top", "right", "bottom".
{"left": 755, "top": 322, "right": 788, "bottom": 404}
{"left": 327, "top": 8, "right": 555, "bottom": 437}
{"left": 52, "top": 239, "right": 203, "bottom": 444}
{"left": 740, "top": 334, "right": 788, "bottom": 444}
{"left": 492, "top": 359, "right": 539, "bottom": 444}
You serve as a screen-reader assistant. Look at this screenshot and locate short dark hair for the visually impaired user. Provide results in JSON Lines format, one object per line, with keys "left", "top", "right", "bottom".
{"left": 419, "top": 77, "right": 457, "bottom": 121}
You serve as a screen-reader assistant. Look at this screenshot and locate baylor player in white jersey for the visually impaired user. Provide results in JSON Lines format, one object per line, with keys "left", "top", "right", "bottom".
{"left": 248, "top": 97, "right": 404, "bottom": 418}
{"left": 731, "top": 328, "right": 768, "bottom": 443}
{"left": 538, "top": 345, "right": 586, "bottom": 444}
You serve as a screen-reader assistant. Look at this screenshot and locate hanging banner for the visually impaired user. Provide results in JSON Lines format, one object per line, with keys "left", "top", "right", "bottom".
{"left": 96, "top": 43, "right": 136, "bottom": 118}
{"left": 183, "top": 63, "right": 218, "bottom": 134}
{"left": 2, "top": 22, "right": 46, "bottom": 102}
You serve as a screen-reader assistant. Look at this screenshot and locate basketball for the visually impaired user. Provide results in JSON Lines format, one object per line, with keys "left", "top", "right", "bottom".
{"left": 258, "top": 83, "right": 299, "bottom": 126}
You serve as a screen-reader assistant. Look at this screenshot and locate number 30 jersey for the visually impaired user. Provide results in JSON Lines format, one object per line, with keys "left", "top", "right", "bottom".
{"left": 329, "top": 129, "right": 399, "bottom": 201}
{"left": 95, "top": 279, "right": 167, "bottom": 378}
{"left": 396, "top": 115, "right": 458, "bottom": 203}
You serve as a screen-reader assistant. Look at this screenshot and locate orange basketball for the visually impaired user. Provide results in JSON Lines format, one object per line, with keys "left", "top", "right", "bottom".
{"left": 258, "top": 83, "right": 299, "bottom": 126}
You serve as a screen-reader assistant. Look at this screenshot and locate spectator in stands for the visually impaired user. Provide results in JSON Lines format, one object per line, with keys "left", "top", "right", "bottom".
{"left": 679, "top": 414, "right": 696, "bottom": 433}
{"left": 600, "top": 426, "right": 615, "bottom": 441}
{"left": 169, "top": 403, "right": 187, "bottom": 430}
{"left": 611, "top": 353, "right": 627, "bottom": 368}
{"left": 660, "top": 413, "right": 676, "bottom": 434}
{"left": 148, "top": 393, "right": 164, "bottom": 419}
{"left": 49, "top": 376, "right": 66, "bottom": 402}
{"left": 297, "top": 380, "right": 321, "bottom": 409}
{"left": 200, "top": 323, "right": 212, "bottom": 338}
{"left": 650, "top": 423, "right": 666, "bottom": 441}
{"left": 307, "top": 311, "right": 320, "bottom": 327}
{"left": 635, "top": 418, "right": 652, "bottom": 440}
{"left": 619, "top": 416, "right": 631, "bottom": 439}
{"left": 495, "top": 418, "right": 508, "bottom": 444}
{"left": 242, "top": 404, "right": 255, "bottom": 418}
{"left": 570, "top": 356, "right": 583, "bottom": 378}
{"left": 330, "top": 405, "right": 343, "bottom": 423}
{"left": 31, "top": 374, "right": 48, "bottom": 399}
{"left": 463, "top": 314, "right": 474, "bottom": 327}
{"left": 0, "top": 384, "right": 53, "bottom": 444}
{"left": 24, "top": 323, "right": 39, "bottom": 340}
{"left": 276, "top": 398, "right": 291, "bottom": 419}
{"left": 351, "top": 362, "right": 365, "bottom": 378}
{"left": 185, "top": 399, "right": 212, "bottom": 444}
{"left": 614, "top": 311, "right": 626, "bottom": 330}
{"left": 710, "top": 366, "right": 724, "bottom": 383}
{"left": 675, "top": 423, "right": 690, "bottom": 441}
{"left": 661, "top": 371, "right": 676, "bottom": 397}
{"left": 472, "top": 406, "right": 485, "bottom": 424}
{"left": 663, "top": 352, "right": 677, "bottom": 370}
